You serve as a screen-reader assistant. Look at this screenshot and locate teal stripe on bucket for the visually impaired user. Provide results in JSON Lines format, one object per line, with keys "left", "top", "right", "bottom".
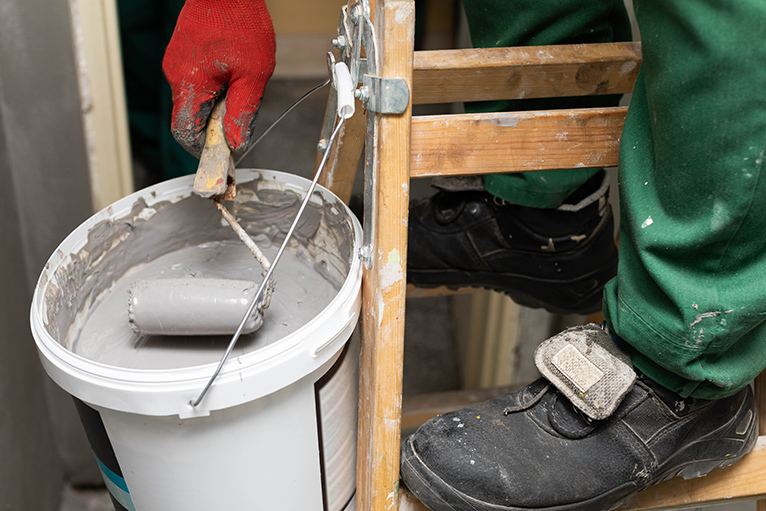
{"left": 96, "top": 458, "right": 136, "bottom": 511}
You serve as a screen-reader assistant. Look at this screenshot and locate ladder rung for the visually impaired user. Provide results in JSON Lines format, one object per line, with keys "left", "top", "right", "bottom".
{"left": 410, "top": 106, "right": 628, "bottom": 178}
{"left": 413, "top": 42, "right": 642, "bottom": 105}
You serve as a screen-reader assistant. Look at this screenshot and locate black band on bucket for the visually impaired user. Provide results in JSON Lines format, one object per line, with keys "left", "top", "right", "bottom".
{"left": 73, "top": 398, "right": 134, "bottom": 511}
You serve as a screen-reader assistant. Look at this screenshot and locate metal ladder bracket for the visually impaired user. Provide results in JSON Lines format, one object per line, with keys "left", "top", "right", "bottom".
{"left": 358, "top": 74, "right": 409, "bottom": 114}
{"left": 328, "top": 0, "right": 412, "bottom": 269}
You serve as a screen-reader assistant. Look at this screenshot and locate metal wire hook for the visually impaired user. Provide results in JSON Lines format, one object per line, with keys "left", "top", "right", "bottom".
{"left": 192, "top": 114, "right": 347, "bottom": 408}
{"left": 235, "top": 78, "right": 331, "bottom": 166}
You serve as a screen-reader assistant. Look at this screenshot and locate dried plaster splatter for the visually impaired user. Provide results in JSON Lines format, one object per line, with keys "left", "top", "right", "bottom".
{"left": 690, "top": 311, "right": 720, "bottom": 329}
{"left": 379, "top": 249, "right": 404, "bottom": 292}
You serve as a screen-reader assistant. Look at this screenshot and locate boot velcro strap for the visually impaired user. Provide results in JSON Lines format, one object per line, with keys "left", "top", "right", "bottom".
{"left": 534, "top": 324, "right": 635, "bottom": 421}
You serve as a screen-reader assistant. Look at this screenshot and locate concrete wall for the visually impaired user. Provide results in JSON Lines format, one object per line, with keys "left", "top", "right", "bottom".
{"left": 0, "top": 0, "right": 98, "bottom": 508}
{"left": 0, "top": 113, "right": 63, "bottom": 511}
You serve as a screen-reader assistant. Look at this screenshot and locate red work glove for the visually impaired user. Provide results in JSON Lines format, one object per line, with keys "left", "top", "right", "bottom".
{"left": 163, "top": 0, "right": 276, "bottom": 158}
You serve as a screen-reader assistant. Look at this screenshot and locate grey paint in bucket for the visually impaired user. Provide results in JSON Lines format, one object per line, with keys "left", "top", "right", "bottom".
{"left": 31, "top": 170, "right": 361, "bottom": 511}
{"left": 75, "top": 240, "right": 339, "bottom": 369}
{"left": 46, "top": 175, "right": 353, "bottom": 356}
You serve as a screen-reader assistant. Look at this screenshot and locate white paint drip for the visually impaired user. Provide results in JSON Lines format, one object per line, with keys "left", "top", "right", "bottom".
{"left": 379, "top": 249, "right": 404, "bottom": 292}
{"left": 494, "top": 116, "right": 520, "bottom": 128}
{"left": 386, "top": 490, "right": 397, "bottom": 511}
{"left": 394, "top": 2, "right": 415, "bottom": 26}
{"left": 323, "top": 163, "right": 336, "bottom": 187}
{"left": 377, "top": 298, "right": 385, "bottom": 330}
{"left": 621, "top": 61, "right": 638, "bottom": 74}
{"left": 690, "top": 311, "right": 721, "bottom": 329}
{"left": 567, "top": 143, "right": 583, "bottom": 152}
{"left": 136, "top": 207, "right": 157, "bottom": 222}
{"left": 641, "top": 216, "right": 654, "bottom": 229}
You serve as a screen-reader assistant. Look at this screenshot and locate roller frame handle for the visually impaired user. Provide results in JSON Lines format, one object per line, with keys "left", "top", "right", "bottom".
{"left": 193, "top": 100, "right": 236, "bottom": 200}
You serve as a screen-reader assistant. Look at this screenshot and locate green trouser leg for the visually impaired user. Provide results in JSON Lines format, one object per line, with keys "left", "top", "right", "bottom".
{"left": 461, "top": 0, "right": 631, "bottom": 207}
{"left": 603, "top": 0, "right": 766, "bottom": 398}
{"left": 118, "top": 0, "right": 198, "bottom": 183}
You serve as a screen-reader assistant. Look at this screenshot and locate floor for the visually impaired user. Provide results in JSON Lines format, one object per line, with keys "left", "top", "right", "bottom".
{"left": 59, "top": 476, "right": 758, "bottom": 511}
{"left": 59, "top": 79, "right": 755, "bottom": 511}
{"left": 60, "top": 487, "right": 113, "bottom": 511}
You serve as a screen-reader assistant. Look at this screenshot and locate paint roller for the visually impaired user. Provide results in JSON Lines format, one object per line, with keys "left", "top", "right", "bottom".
{"left": 129, "top": 62, "right": 356, "bottom": 338}
{"left": 128, "top": 99, "right": 274, "bottom": 336}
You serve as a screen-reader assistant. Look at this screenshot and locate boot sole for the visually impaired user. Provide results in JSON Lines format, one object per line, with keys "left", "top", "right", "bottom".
{"left": 407, "top": 249, "right": 617, "bottom": 315}
{"left": 400, "top": 389, "right": 758, "bottom": 511}
{"left": 407, "top": 195, "right": 618, "bottom": 315}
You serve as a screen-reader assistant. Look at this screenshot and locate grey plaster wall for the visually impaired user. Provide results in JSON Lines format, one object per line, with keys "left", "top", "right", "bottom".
{"left": 0, "top": 96, "right": 64, "bottom": 511}
{"left": 0, "top": 0, "right": 100, "bottom": 508}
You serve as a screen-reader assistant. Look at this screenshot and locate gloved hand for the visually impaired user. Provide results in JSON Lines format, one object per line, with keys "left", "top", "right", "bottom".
{"left": 163, "top": 0, "right": 276, "bottom": 159}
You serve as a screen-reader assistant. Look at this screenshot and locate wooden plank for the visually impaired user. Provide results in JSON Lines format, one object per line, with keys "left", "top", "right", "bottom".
{"left": 314, "top": 96, "right": 367, "bottom": 204}
{"left": 73, "top": 0, "right": 134, "bottom": 210}
{"left": 356, "top": 1, "right": 414, "bottom": 510}
{"left": 412, "top": 42, "right": 641, "bottom": 105}
{"left": 410, "top": 107, "right": 627, "bottom": 178}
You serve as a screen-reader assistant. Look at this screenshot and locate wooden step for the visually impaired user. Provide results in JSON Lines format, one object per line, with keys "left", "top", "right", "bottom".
{"left": 413, "top": 42, "right": 642, "bottom": 105}
{"left": 410, "top": 107, "right": 627, "bottom": 177}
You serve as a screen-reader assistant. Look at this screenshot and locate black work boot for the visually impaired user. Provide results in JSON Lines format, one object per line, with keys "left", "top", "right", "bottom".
{"left": 407, "top": 171, "right": 617, "bottom": 314}
{"left": 401, "top": 326, "right": 758, "bottom": 511}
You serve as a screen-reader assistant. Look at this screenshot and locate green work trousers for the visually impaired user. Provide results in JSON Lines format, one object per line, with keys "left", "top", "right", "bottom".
{"left": 463, "top": 0, "right": 766, "bottom": 399}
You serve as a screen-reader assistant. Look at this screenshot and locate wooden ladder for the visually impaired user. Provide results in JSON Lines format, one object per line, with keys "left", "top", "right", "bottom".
{"left": 314, "top": 1, "right": 766, "bottom": 509}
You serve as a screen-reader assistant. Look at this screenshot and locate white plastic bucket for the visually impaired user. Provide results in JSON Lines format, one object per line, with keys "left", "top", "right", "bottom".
{"left": 31, "top": 169, "right": 362, "bottom": 511}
